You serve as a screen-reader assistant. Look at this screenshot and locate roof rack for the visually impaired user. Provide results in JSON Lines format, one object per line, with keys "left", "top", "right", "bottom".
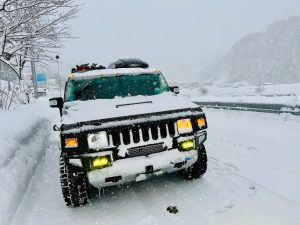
{"left": 71, "top": 63, "right": 106, "bottom": 73}
{"left": 107, "top": 58, "right": 149, "bottom": 69}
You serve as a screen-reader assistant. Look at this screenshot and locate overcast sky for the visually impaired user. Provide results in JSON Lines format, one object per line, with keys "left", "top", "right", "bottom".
{"left": 51, "top": 0, "right": 300, "bottom": 82}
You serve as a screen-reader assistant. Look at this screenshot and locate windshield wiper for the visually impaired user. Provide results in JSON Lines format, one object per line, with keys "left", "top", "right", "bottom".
{"left": 116, "top": 101, "right": 153, "bottom": 108}
{"left": 75, "top": 83, "right": 92, "bottom": 100}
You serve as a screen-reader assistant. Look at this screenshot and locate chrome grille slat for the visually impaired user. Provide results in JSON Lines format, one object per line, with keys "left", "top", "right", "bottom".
{"left": 165, "top": 123, "right": 170, "bottom": 138}
{"left": 108, "top": 134, "right": 113, "bottom": 147}
{"left": 119, "top": 131, "right": 124, "bottom": 145}
{"left": 138, "top": 128, "right": 144, "bottom": 142}
{"left": 157, "top": 125, "right": 161, "bottom": 138}
{"left": 129, "top": 129, "right": 133, "bottom": 145}
{"left": 110, "top": 121, "right": 176, "bottom": 157}
{"left": 173, "top": 122, "right": 178, "bottom": 136}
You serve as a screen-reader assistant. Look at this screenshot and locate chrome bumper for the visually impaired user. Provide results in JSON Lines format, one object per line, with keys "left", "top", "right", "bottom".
{"left": 67, "top": 131, "right": 207, "bottom": 188}
{"left": 87, "top": 149, "right": 198, "bottom": 188}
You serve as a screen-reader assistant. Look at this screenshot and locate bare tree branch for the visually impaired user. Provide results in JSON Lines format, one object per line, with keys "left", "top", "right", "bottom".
{"left": 0, "top": 0, "right": 81, "bottom": 80}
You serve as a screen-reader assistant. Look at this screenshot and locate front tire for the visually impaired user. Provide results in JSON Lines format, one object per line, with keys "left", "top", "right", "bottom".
{"left": 59, "top": 155, "right": 89, "bottom": 207}
{"left": 184, "top": 145, "right": 207, "bottom": 179}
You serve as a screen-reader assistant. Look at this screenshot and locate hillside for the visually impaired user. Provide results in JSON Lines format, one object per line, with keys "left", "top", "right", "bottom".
{"left": 200, "top": 16, "right": 300, "bottom": 84}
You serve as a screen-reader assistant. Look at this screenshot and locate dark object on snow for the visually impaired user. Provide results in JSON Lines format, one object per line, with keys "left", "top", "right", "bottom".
{"left": 107, "top": 58, "right": 149, "bottom": 69}
{"left": 71, "top": 63, "right": 106, "bottom": 73}
{"left": 167, "top": 206, "right": 179, "bottom": 214}
{"left": 90, "top": 63, "right": 106, "bottom": 70}
{"left": 76, "top": 64, "right": 90, "bottom": 72}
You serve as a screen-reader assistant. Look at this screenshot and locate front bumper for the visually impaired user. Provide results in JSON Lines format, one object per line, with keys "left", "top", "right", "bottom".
{"left": 87, "top": 149, "right": 198, "bottom": 188}
{"left": 66, "top": 131, "right": 207, "bottom": 188}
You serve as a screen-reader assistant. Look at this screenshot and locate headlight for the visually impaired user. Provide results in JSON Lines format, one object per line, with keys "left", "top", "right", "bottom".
{"left": 177, "top": 119, "right": 193, "bottom": 134}
{"left": 88, "top": 131, "right": 109, "bottom": 149}
{"left": 65, "top": 138, "right": 78, "bottom": 148}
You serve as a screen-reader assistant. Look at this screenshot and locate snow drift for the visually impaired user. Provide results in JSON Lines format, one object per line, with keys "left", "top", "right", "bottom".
{"left": 0, "top": 103, "right": 51, "bottom": 225}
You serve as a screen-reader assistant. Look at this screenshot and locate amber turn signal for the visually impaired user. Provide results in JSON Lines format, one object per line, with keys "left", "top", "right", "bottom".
{"left": 197, "top": 117, "right": 206, "bottom": 128}
{"left": 65, "top": 138, "right": 78, "bottom": 148}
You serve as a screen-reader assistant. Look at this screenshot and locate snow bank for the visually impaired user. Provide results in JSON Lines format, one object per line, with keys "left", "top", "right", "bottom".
{"left": 0, "top": 111, "right": 41, "bottom": 167}
{"left": 0, "top": 101, "right": 53, "bottom": 225}
{"left": 179, "top": 82, "right": 300, "bottom": 106}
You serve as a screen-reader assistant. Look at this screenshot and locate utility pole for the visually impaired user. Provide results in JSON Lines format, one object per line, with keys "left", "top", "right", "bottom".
{"left": 31, "top": 61, "right": 38, "bottom": 99}
{"left": 56, "top": 55, "right": 62, "bottom": 97}
{"left": 0, "top": 29, "right": 6, "bottom": 56}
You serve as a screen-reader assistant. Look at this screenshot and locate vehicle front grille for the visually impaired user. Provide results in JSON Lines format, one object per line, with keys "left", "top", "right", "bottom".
{"left": 127, "top": 143, "right": 164, "bottom": 158}
{"left": 108, "top": 121, "right": 177, "bottom": 148}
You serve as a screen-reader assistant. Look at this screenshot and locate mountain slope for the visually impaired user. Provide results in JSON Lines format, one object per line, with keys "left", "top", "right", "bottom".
{"left": 200, "top": 16, "right": 300, "bottom": 84}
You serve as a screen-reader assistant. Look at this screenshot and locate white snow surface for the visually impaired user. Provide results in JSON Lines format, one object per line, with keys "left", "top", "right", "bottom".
{"left": 62, "top": 92, "right": 198, "bottom": 125}
{"left": 0, "top": 99, "right": 55, "bottom": 225}
{"left": 1, "top": 95, "right": 300, "bottom": 225}
{"left": 71, "top": 68, "right": 161, "bottom": 79}
{"left": 178, "top": 82, "right": 300, "bottom": 106}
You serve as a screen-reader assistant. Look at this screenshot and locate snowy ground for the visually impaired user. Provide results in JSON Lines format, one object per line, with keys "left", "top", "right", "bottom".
{"left": 1, "top": 97, "right": 299, "bottom": 225}
{"left": 178, "top": 82, "right": 300, "bottom": 106}
{"left": 0, "top": 99, "right": 54, "bottom": 225}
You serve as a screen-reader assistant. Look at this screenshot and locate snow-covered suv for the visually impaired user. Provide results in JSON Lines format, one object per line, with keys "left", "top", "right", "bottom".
{"left": 49, "top": 59, "right": 208, "bottom": 207}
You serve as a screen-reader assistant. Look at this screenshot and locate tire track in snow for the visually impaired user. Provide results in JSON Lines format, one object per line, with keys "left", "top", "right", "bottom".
{"left": 10, "top": 152, "right": 47, "bottom": 225}
{"left": 207, "top": 127, "right": 300, "bottom": 207}
{"left": 209, "top": 155, "right": 300, "bottom": 211}
{"left": 0, "top": 120, "right": 44, "bottom": 169}
{"left": 0, "top": 120, "right": 51, "bottom": 225}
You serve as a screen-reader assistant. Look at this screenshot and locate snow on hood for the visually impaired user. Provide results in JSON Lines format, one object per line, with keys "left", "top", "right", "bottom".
{"left": 62, "top": 92, "right": 198, "bottom": 125}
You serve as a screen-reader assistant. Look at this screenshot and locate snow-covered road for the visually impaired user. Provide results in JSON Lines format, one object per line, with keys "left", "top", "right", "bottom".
{"left": 7, "top": 107, "right": 300, "bottom": 225}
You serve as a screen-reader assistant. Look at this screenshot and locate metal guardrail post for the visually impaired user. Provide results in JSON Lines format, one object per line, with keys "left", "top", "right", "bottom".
{"left": 194, "top": 101, "right": 300, "bottom": 116}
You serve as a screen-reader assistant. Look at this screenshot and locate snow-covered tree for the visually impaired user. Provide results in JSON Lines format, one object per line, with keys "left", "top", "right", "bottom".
{"left": 0, "top": 0, "right": 80, "bottom": 80}
{"left": 200, "top": 16, "right": 300, "bottom": 85}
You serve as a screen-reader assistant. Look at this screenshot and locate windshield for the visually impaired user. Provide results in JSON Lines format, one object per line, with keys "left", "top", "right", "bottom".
{"left": 65, "top": 73, "right": 170, "bottom": 101}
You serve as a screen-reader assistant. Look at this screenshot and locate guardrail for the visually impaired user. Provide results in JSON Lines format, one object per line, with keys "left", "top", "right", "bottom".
{"left": 193, "top": 101, "right": 300, "bottom": 116}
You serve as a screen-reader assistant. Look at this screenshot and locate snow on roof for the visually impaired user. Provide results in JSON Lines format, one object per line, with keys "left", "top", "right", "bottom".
{"left": 69, "top": 68, "right": 162, "bottom": 79}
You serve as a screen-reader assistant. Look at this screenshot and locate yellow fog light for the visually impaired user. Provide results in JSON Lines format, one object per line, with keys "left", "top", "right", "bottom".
{"left": 91, "top": 156, "right": 111, "bottom": 170}
{"left": 179, "top": 139, "right": 195, "bottom": 151}
{"left": 177, "top": 119, "right": 193, "bottom": 134}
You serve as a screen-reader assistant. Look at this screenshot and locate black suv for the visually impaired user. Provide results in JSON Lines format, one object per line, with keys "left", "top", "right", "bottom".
{"left": 50, "top": 59, "right": 208, "bottom": 207}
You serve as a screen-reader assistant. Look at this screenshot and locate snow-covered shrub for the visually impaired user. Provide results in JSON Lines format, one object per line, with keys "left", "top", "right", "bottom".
{"left": 0, "top": 80, "right": 31, "bottom": 110}
{"left": 198, "top": 86, "right": 209, "bottom": 95}
{"left": 255, "top": 85, "right": 265, "bottom": 95}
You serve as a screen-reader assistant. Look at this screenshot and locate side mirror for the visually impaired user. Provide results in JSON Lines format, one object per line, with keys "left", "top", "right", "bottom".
{"left": 170, "top": 86, "right": 179, "bottom": 94}
{"left": 53, "top": 124, "right": 60, "bottom": 131}
{"left": 49, "top": 97, "right": 63, "bottom": 116}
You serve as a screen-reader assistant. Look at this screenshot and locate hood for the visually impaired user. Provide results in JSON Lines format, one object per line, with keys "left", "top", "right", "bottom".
{"left": 62, "top": 92, "right": 198, "bottom": 125}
